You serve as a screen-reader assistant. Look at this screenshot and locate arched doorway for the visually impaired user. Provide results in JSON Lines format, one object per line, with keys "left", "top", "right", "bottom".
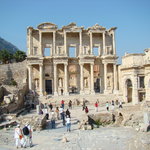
{"left": 126, "top": 79, "right": 132, "bottom": 103}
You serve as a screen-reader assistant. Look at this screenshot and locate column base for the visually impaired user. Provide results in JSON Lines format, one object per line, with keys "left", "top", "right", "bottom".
{"left": 90, "top": 90, "right": 95, "bottom": 95}
{"left": 54, "top": 92, "right": 58, "bottom": 96}
{"left": 64, "top": 92, "right": 69, "bottom": 96}
{"left": 113, "top": 90, "right": 119, "bottom": 94}
{"left": 80, "top": 90, "right": 84, "bottom": 95}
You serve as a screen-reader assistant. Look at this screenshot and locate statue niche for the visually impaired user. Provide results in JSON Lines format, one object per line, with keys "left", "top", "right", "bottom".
{"left": 58, "top": 78, "right": 63, "bottom": 87}
{"left": 84, "top": 77, "right": 88, "bottom": 88}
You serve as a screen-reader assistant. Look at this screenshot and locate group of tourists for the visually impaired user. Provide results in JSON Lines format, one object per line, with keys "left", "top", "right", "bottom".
{"left": 39, "top": 100, "right": 72, "bottom": 131}
{"left": 105, "top": 100, "right": 123, "bottom": 111}
{"left": 14, "top": 123, "right": 32, "bottom": 149}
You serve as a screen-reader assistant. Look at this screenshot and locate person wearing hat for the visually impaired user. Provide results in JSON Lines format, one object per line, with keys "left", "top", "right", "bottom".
{"left": 14, "top": 124, "right": 23, "bottom": 149}
{"left": 22, "top": 122, "right": 33, "bottom": 148}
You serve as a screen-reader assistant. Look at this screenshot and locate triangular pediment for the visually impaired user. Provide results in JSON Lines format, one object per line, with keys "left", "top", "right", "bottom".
{"left": 62, "top": 22, "right": 84, "bottom": 30}
{"left": 88, "top": 24, "right": 106, "bottom": 30}
{"left": 37, "top": 22, "right": 57, "bottom": 29}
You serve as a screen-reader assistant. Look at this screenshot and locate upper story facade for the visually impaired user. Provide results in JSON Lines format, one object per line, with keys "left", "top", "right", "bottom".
{"left": 27, "top": 22, "right": 117, "bottom": 59}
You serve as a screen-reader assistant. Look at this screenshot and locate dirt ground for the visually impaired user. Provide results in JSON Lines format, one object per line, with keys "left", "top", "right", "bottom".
{"left": 0, "top": 104, "right": 150, "bottom": 150}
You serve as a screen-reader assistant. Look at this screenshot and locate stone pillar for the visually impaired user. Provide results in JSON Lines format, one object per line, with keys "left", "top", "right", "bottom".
{"left": 104, "top": 63, "right": 108, "bottom": 93}
{"left": 103, "top": 32, "right": 106, "bottom": 55}
{"left": 112, "top": 32, "right": 116, "bottom": 55}
{"left": 64, "top": 64, "right": 69, "bottom": 95}
{"left": 54, "top": 64, "right": 58, "bottom": 95}
{"left": 113, "top": 64, "right": 117, "bottom": 93}
{"left": 28, "top": 65, "right": 32, "bottom": 91}
{"left": 64, "top": 31, "right": 67, "bottom": 56}
{"left": 28, "top": 28, "right": 32, "bottom": 55}
{"left": 80, "top": 64, "right": 84, "bottom": 94}
{"left": 39, "top": 64, "right": 44, "bottom": 96}
{"left": 39, "top": 31, "right": 43, "bottom": 56}
{"left": 90, "top": 32, "right": 93, "bottom": 55}
{"left": 53, "top": 31, "right": 56, "bottom": 56}
{"left": 79, "top": 31, "right": 82, "bottom": 55}
{"left": 90, "top": 63, "right": 95, "bottom": 94}
{"left": 132, "top": 75, "right": 139, "bottom": 105}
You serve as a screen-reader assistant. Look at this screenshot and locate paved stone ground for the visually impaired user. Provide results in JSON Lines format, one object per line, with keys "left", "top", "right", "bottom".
{"left": 0, "top": 104, "right": 148, "bottom": 150}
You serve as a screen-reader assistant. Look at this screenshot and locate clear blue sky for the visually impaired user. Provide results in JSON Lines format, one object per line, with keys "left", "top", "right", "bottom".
{"left": 0, "top": 0, "right": 150, "bottom": 62}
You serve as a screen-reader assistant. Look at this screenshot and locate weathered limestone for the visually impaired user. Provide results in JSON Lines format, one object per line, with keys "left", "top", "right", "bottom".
{"left": 26, "top": 22, "right": 150, "bottom": 106}
{"left": 27, "top": 22, "right": 117, "bottom": 97}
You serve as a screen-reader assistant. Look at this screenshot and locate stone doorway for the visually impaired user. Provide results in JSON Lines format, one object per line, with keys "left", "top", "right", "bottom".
{"left": 126, "top": 79, "right": 132, "bottom": 103}
{"left": 94, "top": 78, "right": 100, "bottom": 93}
{"left": 45, "top": 80, "right": 52, "bottom": 94}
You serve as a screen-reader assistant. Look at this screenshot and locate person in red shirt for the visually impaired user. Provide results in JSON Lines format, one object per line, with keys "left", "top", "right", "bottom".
{"left": 85, "top": 106, "right": 89, "bottom": 113}
{"left": 95, "top": 102, "right": 98, "bottom": 112}
{"left": 61, "top": 100, "right": 64, "bottom": 109}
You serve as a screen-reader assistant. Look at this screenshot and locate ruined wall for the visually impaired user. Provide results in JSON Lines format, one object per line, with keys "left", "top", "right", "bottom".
{"left": 0, "top": 60, "right": 27, "bottom": 88}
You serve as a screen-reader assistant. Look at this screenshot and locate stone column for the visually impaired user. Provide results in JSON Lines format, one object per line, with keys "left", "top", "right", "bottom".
{"left": 28, "top": 28, "right": 32, "bottom": 55}
{"left": 112, "top": 32, "right": 116, "bottom": 55}
{"left": 80, "top": 64, "right": 84, "bottom": 94}
{"left": 79, "top": 31, "right": 82, "bottom": 55}
{"left": 39, "top": 64, "right": 44, "bottom": 96}
{"left": 39, "top": 31, "right": 43, "bottom": 56}
{"left": 90, "top": 63, "right": 95, "bottom": 94}
{"left": 132, "top": 75, "right": 139, "bottom": 105}
{"left": 103, "top": 32, "right": 106, "bottom": 55}
{"left": 28, "top": 65, "right": 32, "bottom": 91}
{"left": 64, "top": 31, "right": 67, "bottom": 56}
{"left": 90, "top": 32, "right": 93, "bottom": 55}
{"left": 113, "top": 64, "right": 117, "bottom": 93}
{"left": 53, "top": 64, "right": 58, "bottom": 95}
{"left": 53, "top": 31, "right": 56, "bottom": 56}
{"left": 104, "top": 63, "right": 108, "bottom": 93}
{"left": 64, "top": 64, "right": 69, "bottom": 95}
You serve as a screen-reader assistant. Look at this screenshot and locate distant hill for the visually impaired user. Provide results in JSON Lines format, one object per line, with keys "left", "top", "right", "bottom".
{"left": 0, "top": 37, "right": 19, "bottom": 53}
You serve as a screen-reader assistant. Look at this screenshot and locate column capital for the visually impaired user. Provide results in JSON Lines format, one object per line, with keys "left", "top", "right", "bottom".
{"left": 64, "top": 63, "right": 68, "bottom": 66}
{"left": 79, "top": 63, "right": 84, "bottom": 66}
{"left": 39, "top": 64, "right": 43, "bottom": 67}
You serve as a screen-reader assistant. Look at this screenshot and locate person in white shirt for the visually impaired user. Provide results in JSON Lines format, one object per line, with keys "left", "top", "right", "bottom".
{"left": 14, "top": 124, "right": 23, "bottom": 149}
{"left": 66, "top": 116, "right": 71, "bottom": 132}
{"left": 22, "top": 123, "right": 33, "bottom": 148}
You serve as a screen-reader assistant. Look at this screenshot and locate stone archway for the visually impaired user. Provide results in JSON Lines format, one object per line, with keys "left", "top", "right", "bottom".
{"left": 126, "top": 79, "right": 132, "bottom": 103}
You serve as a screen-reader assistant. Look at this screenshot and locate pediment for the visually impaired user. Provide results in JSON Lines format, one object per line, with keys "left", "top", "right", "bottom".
{"left": 88, "top": 24, "right": 106, "bottom": 30}
{"left": 37, "top": 22, "right": 57, "bottom": 29}
{"left": 62, "top": 22, "right": 84, "bottom": 30}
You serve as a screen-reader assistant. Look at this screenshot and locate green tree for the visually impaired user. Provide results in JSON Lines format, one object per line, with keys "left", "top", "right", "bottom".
{"left": 0, "top": 49, "right": 13, "bottom": 64}
{"left": 13, "top": 50, "right": 26, "bottom": 62}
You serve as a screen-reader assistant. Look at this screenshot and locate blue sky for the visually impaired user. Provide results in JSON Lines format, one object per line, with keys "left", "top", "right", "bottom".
{"left": 0, "top": 0, "right": 150, "bottom": 62}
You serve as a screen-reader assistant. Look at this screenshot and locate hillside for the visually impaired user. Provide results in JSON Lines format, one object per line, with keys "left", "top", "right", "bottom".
{"left": 0, "top": 37, "right": 19, "bottom": 53}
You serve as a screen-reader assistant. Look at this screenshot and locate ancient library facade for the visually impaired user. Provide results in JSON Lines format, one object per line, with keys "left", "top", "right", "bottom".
{"left": 27, "top": 22, "right": 150, "bottom": 105}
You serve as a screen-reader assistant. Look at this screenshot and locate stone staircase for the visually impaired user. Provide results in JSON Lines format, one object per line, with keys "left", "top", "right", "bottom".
{"left": 37, "top": 93, "right": 123, "bottom": 105}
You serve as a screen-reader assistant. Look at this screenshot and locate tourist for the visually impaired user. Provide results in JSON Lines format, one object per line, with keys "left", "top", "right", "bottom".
{"left": 82, "top": 99, "right": 86, "bottom": 111}
{"left": 66, "top": 115, "right": 71, "bottom": 132}
{"left": 49, "top": 103, "right": 53, "bottom": 111}
{"left": 55, "top": 107, "right": 59, "bottom": 120}
{"left": 68, "top": 100, "right": 72, "bottom": 109}
{"left": 112, "top": 100, "right": 114, "bottom": 106}
{"left": 59, "top": 106, "right": 64, "bottom": 119}
{"left": 85, "top": 106, "right": 89, "bottom": 113}
{"left": 66, "top": 109, "right": 71, "bottom": 118}
{"left": 62, "top": 110, "right": 66, "bottom": 126}
{"left": 51, "top": 111, "right": 56, "bottom": 129}
{"left": 95, "top": 101, "right": 98, "bottom": 112}
{"left": 106, "top": 102, "right": 109, "bottom": 111}
{"left": 115, "top": 100, "right": 119, "bottom": 105}
{"left": 14, "top": 124, "right": 23, "bottom": 149}
{"left": 61, "top": 100, "right": 65, "bottom": 109}
{"left": 112, "top": 100, "right": 115, "bottom": 110}
{"left": 119, "top": 101, "right": 123, "bottom": 108}
{"left": 22, "top": 123, "right": 33, "bottom": 148}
